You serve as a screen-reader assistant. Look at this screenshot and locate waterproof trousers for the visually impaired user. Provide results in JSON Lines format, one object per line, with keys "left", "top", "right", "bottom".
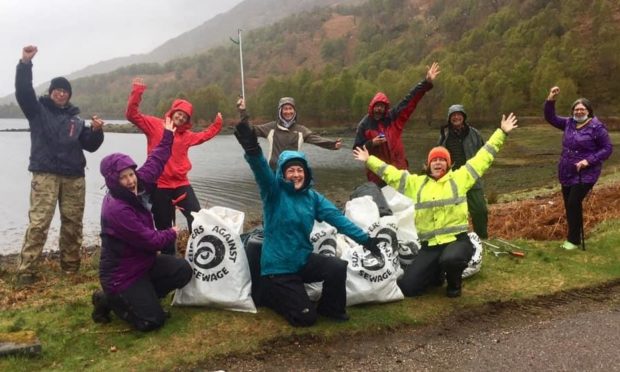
{"left": 561, "top": 183, "right": 593, "bottom": 246}
{"left": 262, "top": 253, "right": 348, "bottom": 327}
{"left": 467, "top": 188, "right": 488, "bottom": 239}
{"left": 397, "top": 233, "right": 474, "bottom": 297}
{"left": 151, "top": 185, "right": 200, "bottom": 255}
{"left": 18, "top": 172, "right": 85, "bottom": 275}
{"left": 105, "top": 254, "right": 192, "bottom": 332}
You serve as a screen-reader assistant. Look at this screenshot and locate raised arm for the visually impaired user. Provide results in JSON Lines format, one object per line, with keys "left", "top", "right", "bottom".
{"left": 302, "top": 125, "right": 342, "bottom": 150}
{"left": 391, "top": 62, "right": 440, "bottom": 131}
{"left": 15, "top": 45, "right": 40, "bottom": 120}
{"left": 543, "top": 86, "right": 567, "bottom": 130}
{"left": 454, "top": 113, "right": 517, "bottom": 189}
{"left": 234, "top": 118, "right": 277, "bottom": 200}
{"left": 136, "top": 119, "right": 174, "bottom": 187}
{"left": 125, "top": 78, "right": 160, "bottom": 134}
{"left": 186, "top": 113, "right": 223, "bottom": 146}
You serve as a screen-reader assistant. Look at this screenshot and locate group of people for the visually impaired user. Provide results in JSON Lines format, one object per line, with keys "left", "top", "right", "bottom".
{"left": 13, "top": 45, "right": 612, "bottom": 331}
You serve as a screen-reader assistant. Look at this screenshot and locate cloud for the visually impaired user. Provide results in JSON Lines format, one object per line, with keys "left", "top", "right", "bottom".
{"left": 0, "top": 0, "right": 243, "bottom": 96}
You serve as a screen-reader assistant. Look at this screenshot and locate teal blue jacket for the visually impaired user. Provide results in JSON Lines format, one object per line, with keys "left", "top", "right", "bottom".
{"left": 246, "top": 150, "right": 369, "bottom": 275}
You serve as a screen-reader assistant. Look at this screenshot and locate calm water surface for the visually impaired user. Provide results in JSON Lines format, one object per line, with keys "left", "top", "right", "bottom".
{"left": 0, "top": 119, "right": 364, "bottom": 254}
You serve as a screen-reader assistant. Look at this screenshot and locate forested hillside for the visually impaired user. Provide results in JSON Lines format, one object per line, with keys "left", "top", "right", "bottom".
{"left": 2, "top": 0, "right": 618, "bottom": 126}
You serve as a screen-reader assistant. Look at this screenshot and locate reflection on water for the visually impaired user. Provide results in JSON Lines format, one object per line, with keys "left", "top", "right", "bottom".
{"left": 0, "top": 130, "right": 366, "bottom": 255}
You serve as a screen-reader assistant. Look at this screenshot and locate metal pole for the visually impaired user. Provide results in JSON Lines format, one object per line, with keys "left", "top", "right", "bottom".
{"left": 578, "top": 171, "right": 586, "bottom": 251}
{"left": 238, "top": 29, "right": 246, "bottom": 101}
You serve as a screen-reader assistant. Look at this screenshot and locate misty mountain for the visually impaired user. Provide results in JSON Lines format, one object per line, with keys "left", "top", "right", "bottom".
{"left": 0, "top": 0, "right": 363, "bottom": 106}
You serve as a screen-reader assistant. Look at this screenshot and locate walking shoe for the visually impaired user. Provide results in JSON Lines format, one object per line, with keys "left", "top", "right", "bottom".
{"left": 91, "top": 290, "right": 112, "bottom": 324}
{"left": 561, "top": 241, "right": 579, "bottom": 250}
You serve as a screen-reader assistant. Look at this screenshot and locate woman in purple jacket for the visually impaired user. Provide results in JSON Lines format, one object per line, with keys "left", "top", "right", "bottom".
{"left": 91, "top": 119, "right": 192, "bottom": 331}
{"left": 544, "top": 86, "right": 613, "bottom": 250}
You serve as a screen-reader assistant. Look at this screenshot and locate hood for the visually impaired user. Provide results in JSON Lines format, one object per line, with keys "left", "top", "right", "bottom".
{"left": 447, "top": 104, "right": 467, "bottom": 123}
{"left": 165, "top": 99, "right": 193, "bottom": 131}
{"left": 100, "top": 153, "right": 138, "bottom": 198}
{"left": 275, "top": 150, "right": 313, "bottom": 191}
{"left": 277, "top": 96, "right": 297, "bottom": 127}
{"left": 367, "top": 92, "right": 391, "bottom": 117}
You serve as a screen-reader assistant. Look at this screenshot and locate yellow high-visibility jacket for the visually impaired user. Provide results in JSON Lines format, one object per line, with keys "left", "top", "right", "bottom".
{"left": 366, "top": 128, "right": 507, "bottom": 247}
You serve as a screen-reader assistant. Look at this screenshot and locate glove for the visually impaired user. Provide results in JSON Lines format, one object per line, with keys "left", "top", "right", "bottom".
{"left": 362, "top": 237, "right": 382, "bottom": 257}
{"left": 234, "top": 120, "right": 261, "bottom": 156}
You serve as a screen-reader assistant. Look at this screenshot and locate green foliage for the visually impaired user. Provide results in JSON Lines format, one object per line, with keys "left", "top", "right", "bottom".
{"left": 1, "top": 0, "right": 618, "bottom": 122}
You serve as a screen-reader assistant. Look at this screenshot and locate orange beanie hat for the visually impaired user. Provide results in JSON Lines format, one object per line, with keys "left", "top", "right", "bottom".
{"left": 427, "top": 146, "right": 452, "bottom": 167}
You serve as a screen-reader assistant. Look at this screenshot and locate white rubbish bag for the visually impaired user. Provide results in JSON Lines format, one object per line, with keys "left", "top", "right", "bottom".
{"left": 343, "top": 199, "right": 404, "bottom": 306}
{"left": 172, "top": 206, "right": 256, "bottom": 313}
{"left": 381, "top": 186, "right": 421, "bottom": 266}
{"left": 463, "top": 232, "right": 483, "bottom": 278}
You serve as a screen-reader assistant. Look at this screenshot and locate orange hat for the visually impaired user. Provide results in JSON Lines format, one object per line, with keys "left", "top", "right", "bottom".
{"left": 427, "top": 146, "right": 452, "bottom": 167}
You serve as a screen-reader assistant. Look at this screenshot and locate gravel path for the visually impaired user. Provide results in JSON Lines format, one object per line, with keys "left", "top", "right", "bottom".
{"left": 197, "top": 281, "right": 620, "bottom": 371}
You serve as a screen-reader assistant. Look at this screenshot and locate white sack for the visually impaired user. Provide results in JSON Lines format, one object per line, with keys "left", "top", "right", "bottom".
{"left": 172, "top": 207, "right": 256, "bottom": 313}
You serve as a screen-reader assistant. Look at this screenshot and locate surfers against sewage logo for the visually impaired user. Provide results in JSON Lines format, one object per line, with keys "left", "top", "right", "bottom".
{"left": 187, "top": 224, "right": 238, "bottom": 282}
{"left": 350, "top": 221, "right": 400, "bottom": 282}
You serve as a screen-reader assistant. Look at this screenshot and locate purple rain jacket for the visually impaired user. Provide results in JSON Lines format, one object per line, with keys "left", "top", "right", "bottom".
{"left": 544, "top": 100, "right": 612, "bottom": 186}
{"left": 98, "top": 130, "right": 176, "bottom": 295}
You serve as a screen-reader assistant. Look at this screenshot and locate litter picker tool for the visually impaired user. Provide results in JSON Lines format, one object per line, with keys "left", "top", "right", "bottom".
{"left": 230, "top": 29, "right": 246, "bottom": 101}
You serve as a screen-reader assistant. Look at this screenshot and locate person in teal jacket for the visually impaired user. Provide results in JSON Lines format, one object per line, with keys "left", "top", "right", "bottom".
{"left": 234, "top": 116, "right": 379, "bottom": 327}
{"left": 354, "top": 113, "right": 518, "bottom": 298}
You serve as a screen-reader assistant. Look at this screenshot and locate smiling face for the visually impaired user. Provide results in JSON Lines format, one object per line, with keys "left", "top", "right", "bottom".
{"left": 429, "top": 157, "right": 448, "bottom": 179}
{"left": 118, "top": 168, "right": 138, "bottom": 194}
{"left": 50, "top": 88, "right": 70, "bottom": 107}
{"left": 449, "top": 112, "right": 465, "bottom": 129}
{"left": 284, "top": 165, "right": 305, "bottom": 190}
{"left": 280, "top": 104, "right": 296, "bottom": 121}
{"left": 572, "top": 103, "right": 589, "bottom": 118}
{"left": 171, "top": 110, "right": 189, "bottom": 127}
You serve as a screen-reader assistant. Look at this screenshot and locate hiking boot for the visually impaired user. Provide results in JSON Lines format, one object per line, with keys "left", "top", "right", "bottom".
{"left": 14, "top": 273, "right": 38, "bottom": 288}
{"left": 561, "top": 241, "right": 579, "bottom": 250}
{"left": 445, "top": 271, "right": 462, "bottom": 298}
{"left": 91, "top": 290, "right": 112, "bottom": 324}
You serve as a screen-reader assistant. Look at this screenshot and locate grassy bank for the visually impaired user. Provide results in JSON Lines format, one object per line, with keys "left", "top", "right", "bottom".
{"left": 1, "top": 217, "right": 619, "bottom": 371}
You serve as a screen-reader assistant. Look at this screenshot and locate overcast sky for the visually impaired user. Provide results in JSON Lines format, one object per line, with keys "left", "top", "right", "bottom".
{"left": 0, "top": 0, "right": 244, "bottom": 97}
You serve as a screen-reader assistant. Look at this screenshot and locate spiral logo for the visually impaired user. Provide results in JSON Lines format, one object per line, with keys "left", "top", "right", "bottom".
{"left": 317, "top": 238, "right": 337, "bottom": 257}
{"left": 194, "top": 234, "right": 226, "bottom": 270}
{"left": 375, "top": 227, "right": 399, "bottom": 252}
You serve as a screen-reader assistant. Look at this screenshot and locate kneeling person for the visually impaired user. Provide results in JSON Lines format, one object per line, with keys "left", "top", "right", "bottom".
{"left": 92, "top": 119, "right": 192, "bottom": 331}
{"left": 354, "top": 114, "right": 518, "bottom": 298}
{"left": 234, "top": 117, "right": 379, "bottom": 327}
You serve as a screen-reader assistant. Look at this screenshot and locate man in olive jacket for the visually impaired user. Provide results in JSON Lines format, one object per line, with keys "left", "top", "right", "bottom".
{"left": 439, "top": 104, "right": 488, "bottom": 239}
{"left": 15, "top": 45, "right": 104, "bottom": 286}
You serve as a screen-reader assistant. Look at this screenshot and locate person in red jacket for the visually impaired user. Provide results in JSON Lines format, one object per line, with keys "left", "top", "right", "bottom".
{"left": 126, "top": 77, "right": 223, "bottom": 255}
{"left": 353, "top": 62, "right": 440, "bottom": 185}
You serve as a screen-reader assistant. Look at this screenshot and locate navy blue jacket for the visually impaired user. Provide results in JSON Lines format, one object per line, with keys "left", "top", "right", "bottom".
{"left": 15, "top": 61, "right": 104, "bottom": 177}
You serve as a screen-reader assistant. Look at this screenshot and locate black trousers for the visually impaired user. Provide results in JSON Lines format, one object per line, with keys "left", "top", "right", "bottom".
{"left": 398, "top": 233, "right": 474, "bottom": 297}
{"left": 151, "top": 185, "right": 201, "bottom": 255}
{"left": 561, "top": 183, "right": 593, "bottom": 245}
{"left": 107, "top": 255, "right": 192, "bottom": 332}
{"left": 262, "top": 253, "right": 348, "bottom": 327}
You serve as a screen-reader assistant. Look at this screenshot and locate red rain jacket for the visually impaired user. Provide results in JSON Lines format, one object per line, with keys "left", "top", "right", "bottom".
{"left": 126, "top": 83, "right": 222, "bottom": 189}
